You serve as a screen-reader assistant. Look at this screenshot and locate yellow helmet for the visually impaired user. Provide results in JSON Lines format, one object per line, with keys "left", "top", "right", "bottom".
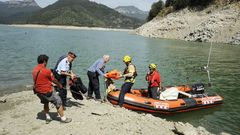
{"left": 123, "top": 55, "right": 132, "bottom": 63}
{"left": 149, "top": 63, "right": 157, "bottom": 70}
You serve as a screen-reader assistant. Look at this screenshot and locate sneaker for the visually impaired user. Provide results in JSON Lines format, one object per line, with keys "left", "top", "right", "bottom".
{"left": 64, "top": 102, "right": 71, "bottom": 107}
{"left": 61, "top": 118, "right": 72, "bottom": 123}
{"left": 46, "top": 118, "right": 52, "bottom": 124}
{"left": 113, "top": 105, "right": 122, "bottom": 108}
{"left": 95, "top": 98, "right": 103, "bottom": 102}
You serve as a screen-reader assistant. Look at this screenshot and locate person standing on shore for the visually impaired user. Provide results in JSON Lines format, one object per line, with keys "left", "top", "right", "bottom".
{"left": 54, "top": 52, "right": 77, "bottom": 108}
{"left": 118, "top": 55, "right": 137, "bottom": 107}
{"left": 87, "top": 55, "right": 110, "bottom": 101}
{"left": 146, "top": 63, "right": 162, "bottom": 99}
{"left": 32, "top": 54, "right": 72, "bottom": 123}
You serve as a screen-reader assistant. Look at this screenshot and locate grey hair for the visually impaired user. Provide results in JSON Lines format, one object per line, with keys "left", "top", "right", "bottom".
{"left": 103, "top": 55, "right": 110, "bottom": 60}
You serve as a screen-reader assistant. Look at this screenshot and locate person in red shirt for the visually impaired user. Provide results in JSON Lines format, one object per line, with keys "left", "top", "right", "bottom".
{"left": 145, "top": 63, "right": 162, "bottom": 99}
{"left": 32, "top": 54, "right": 71, "bottom": 124}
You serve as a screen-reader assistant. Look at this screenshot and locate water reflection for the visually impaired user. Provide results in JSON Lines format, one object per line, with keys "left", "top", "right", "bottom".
{"left": 0, "top": 25, "right": 240, "bottom": 134}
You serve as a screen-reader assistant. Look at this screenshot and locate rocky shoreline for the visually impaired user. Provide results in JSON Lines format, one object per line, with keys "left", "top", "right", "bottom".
{"left": 0, "top": 90, "right": 230, "bottom": 135}
{"left": 9, "top": 24, "right": 133, "bottom": 32}
{"left": 135, "top": 2, "right": 240, "bottom": 45}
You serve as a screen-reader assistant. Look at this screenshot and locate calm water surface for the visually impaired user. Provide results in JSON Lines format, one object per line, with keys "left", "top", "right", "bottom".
{"left": 0, "top": 25, "right": 239, "bottom": 135}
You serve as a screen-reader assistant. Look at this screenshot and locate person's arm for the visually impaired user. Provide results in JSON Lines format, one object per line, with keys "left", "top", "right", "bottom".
{"left": 159, "top": 81, "right": 162, "bottom": 90}
{"left": 60, "top": 71, "right": 72, "bottom": 76}
{"left": 123, "top": 65, "right": 134, "bottom": 77}
{"left": 48, "top": 71, "right": 63, "bottom": 89}
{"left": 52, "top": 78, "right": 63, "bottom": 89}
{"left": 58, "top": 60, "right": 76, "bottom": 79}
{"left": 96, "top": 61, "right": 105, "bottom": 77}
{"left": 145, "top": 73, "right": 149, "bottom": 81}
{"left": 159, "top": 73, "right": 162, "bottom": 90}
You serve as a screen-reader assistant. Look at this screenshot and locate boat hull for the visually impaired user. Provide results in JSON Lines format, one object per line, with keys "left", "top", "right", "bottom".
{"left": 107, "top": 90, "right": 223, "bottom": 114}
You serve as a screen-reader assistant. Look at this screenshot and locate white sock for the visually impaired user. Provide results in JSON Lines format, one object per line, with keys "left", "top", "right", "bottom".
{"left": 46, "top": 113, "right": 51, "bottom": 119}
{"left": 61, "top": 116, "right": 66, "bottom": 121}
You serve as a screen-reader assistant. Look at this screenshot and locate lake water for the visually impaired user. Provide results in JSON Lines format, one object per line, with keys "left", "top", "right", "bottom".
{"left": 0, "top": 25, "right": 239, "bottom": 135}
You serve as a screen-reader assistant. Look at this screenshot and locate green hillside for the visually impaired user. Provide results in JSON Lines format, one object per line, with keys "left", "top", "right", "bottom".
{"left": 27, "top": 0, "right": 142, "bottom": 29}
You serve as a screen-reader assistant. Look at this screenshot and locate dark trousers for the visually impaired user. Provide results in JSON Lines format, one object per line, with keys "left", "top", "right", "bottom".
{"left": 118, "top": 82, "right": 133, "bottom": 107}
{"left": 87, "top": 71, "right": 101, "bottom": 99}
{"left": 57, "top": 76, "right": 67, "bottom": 105}
{"left": 148, "top": 86, "right": 159, "bottom": 100}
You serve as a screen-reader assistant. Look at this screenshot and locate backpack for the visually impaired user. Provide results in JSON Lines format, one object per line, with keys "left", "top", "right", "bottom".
{"left": 69, "top": 77, "right": 88, "bottom": 100}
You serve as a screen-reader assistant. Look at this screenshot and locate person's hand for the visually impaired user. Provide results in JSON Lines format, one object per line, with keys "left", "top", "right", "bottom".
{"left": 119, "top": 74, "right": 124, "bottom": 78}
{"left": 70, "top": 73, "right": 76, "bottom": 79}
{"left": 59, "top": 84, "right": 63, "bottom": 89}
{"left": 104, "top": 74, "right": 107, "bottom": 78}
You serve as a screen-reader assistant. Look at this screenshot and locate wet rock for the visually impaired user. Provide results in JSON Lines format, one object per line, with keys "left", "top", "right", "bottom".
{"left": 219, "top": 132, "right": 231, "bottom": 135}
{"left": 0, "top": 99, "right": 6, "bottom": 103}
{"left": 229, "top": 32, "right": 240, "bottom": 45}
{"left": 174, "top": 122, "right": 198, "bottom": 135}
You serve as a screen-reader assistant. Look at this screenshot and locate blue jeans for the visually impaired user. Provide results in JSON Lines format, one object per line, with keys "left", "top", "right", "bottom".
{"left": 118, "top": 82, "right": 133, "bottom": 107}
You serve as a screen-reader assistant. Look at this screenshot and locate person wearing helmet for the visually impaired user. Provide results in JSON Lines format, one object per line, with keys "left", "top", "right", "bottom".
{"left": 118, "top": 55, "right": 137, "bottom": 107}
{"left": 146, "top": 63, "right": 162, "bottom": 99}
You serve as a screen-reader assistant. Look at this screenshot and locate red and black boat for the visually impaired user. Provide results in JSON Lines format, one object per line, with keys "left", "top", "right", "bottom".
{"left": 107, "top": 83, "right": 223, "bottom": 114}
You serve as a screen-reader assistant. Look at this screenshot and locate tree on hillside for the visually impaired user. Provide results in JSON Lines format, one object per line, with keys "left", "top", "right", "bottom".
{"left": 165, "top": 0, "right": 173, "bottom": 7}
{"left": 189, "top": 0, "right": 214, "bottom": 7}
{"left": 165, "top": 0, "right": 214, "bottom": 10}
{"left": 147, "top": 0, "right": 164, "bottom": 21}
{"left": 173, "top": 0, "right": 190, "bottom": 10}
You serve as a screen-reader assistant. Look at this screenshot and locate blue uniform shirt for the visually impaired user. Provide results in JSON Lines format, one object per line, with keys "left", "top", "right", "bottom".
{"left": 88, "top": 58, "right": 105, "bottom": 76}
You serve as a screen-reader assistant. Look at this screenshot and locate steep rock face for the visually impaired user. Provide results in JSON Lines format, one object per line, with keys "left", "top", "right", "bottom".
{"left": 135, "top": 2, "right": 240, "bottom": 45}
{"left": 0, "top": 0, "right": 41, "bottom": 24}
{"left": 5, "top": 0, "right": 39, "bottom": 7}
{"left": 115, "top": 6, "right": 148, "bottom": 21}
{"left": 230, "top": 32, "right": 240, "bottom": 44}
{"left": 184, "top": 6, "right": 240, "bottom": 44}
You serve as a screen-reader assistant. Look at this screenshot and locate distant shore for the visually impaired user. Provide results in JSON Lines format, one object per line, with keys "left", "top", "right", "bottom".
{"left": 0, "top": 90, "right": 228, "bottom": 135}
{"left": 9, "top": 24, "right": 133, "bottom": 32}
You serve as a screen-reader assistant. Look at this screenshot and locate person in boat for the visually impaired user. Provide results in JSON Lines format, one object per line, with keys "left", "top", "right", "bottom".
{"left": 54, "top": 51, "right": 77, "bottom": 109}
{"left": 118, "top": 55, "right": 137, "bottom": 107}
{"left": 87, "top": 55, "right": 110, "bottom": 101}
{"left": 145, "top": 63, "right": 162, "bottom": 100}
{"left": 32, "top": 54, "right": 72, "bottom": 124}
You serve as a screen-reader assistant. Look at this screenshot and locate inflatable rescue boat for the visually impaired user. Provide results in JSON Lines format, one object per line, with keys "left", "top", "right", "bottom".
{"left": 105, "top": 70, "right": 223, "bottom": 114}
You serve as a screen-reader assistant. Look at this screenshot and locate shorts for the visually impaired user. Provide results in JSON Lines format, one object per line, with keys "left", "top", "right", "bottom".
{"left": 37, "top": 90, "right": 62, "bottom": 109}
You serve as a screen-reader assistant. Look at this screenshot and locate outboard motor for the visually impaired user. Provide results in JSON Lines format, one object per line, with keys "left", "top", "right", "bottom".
{"left": 191, "top": 83, "right": 205, "bottom": 94}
